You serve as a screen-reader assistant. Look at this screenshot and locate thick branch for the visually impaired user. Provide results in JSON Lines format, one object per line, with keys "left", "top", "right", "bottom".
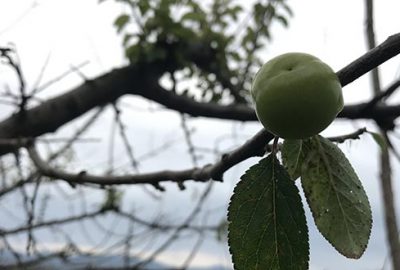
{"left": 0, "top": 34, "right": 399, "bottom": 157}
{"left": 139, "top": 82, "right": 256, "bottom": 120}
{"left": 337, "top": 33, "right": 400, "bottom": 86}
{"left": 0, "top": 66, "right": 137, "bottom": 155}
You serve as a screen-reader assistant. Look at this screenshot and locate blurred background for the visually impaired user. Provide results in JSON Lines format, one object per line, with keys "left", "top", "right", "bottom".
{"left": 0, "top": 0, "right": 399, "bottom": 269}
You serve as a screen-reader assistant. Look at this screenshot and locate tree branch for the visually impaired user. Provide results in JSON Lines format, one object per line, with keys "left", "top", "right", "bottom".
{"left": 328, "top": 127, "right": 368, "bottom": 143}
{"left": 26, "top": 129, "right": 273, "bottom": 185}
{"left": 360, "top": 79, "right": 400, "bottom": 113}
{"left": 363, "top": 1, "right": 400, "bottom": 268}
{"left": 0, "top": 209, "right": 106, "bottom": 236}
{"left": 0, "top": 34, "right": 399, "bottom": 157}
{"left": 337, "top": 33, "right": 400, "bottom": 86}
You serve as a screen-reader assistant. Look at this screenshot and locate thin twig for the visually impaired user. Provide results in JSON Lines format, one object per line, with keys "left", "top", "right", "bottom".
{"left": 0, "top": 209, "right": 107, "bottom": 236}
{"left": 26, "top": 129, "right": 273, "bottom": 186}
{"left": 180, "top": 113, "right": 198, "bottom": 167}
{"left": 113, "top": 103, "right": 139, "bottom": 171}
{"left": 131, "top": 181, "right": 214, "bottom": 268}
{"left": 360, "top": 79, "right": 400, "bottom": 113}
{"left": 364, "top": 1, "right": 400, "bottom": 268}
{"left": 328, "top": 127, "right": 368, "bottom": 143}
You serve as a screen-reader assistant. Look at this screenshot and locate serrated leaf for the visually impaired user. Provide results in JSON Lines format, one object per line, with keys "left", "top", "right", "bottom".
{"left": 369, "top": 131, "right": 388, "bottom": 151}
{"left": 301, "top": 136, "right": 372, "bottom": 258}
{"left": 228, "top": 155, "right": 309, "bottom": 270}
{"left": 114, "top": 14, "right": 130, "bottom": 33}
{"left": 282, "top": 139, "right": 303, "bottom": 180}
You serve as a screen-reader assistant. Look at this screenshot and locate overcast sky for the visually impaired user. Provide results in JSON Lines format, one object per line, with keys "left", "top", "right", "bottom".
{"left": 0, "top": 1, "right": 400, "bottom": 269}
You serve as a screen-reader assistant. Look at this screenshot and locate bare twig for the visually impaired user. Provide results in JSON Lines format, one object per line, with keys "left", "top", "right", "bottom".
{"left": 364, "top": 1, "right": 400, "bottom": 268}
{"left": 113, "top": 103, "right": 139, "bottom": 171}
{"left": 362, "top": 79, "right": 400, "bottom": 112}
{"left": 33, "top": 61, "right": 90, "bottom": 95}
{"left": 131, "top": 182, "right": 214, "bottom": 268}
{"left": 117, "top": 210, "right": 219, "bottom": 232}
{"left": 30, "top": 51, "right": 52, "bottom": 95}
{"left": 27, "top": 129, "right": 272, "bottom": 186}
{"left": 328, "top": 127, "right": 368, "bottom": 143}
{"left": 180, "top": 114, "right": 198, "bottom": 167}
{"left": 0, "top": 209, "right": 106, "bottom": 236}
{"left": 179, "top": 230, "right": 205, "bottom": 269}
{"left": 0, "top": 108, "right": 103, "bottom": 199}
{"left": 0, "top": 2, "right": 38, "bottom": 36}
{"left": 0, "top": 47, "right": 27, "bottom": 111}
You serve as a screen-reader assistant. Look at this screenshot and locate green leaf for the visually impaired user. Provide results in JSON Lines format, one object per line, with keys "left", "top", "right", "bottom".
{"left": 228, "top": 155, "right": 309, "bottom": 270}
{"left": 281, "top": 139, "right": 303, "bottom": 180}
{"left": 181, "top": 12, "right": 205, "bottom": 22}
{"left": 138, "top": 0, "right": 151, "bottom": 15}
{"left": 225, "top": 5, "right": 243, "bottom": 20}
{"left": 369, "top": 131, "right": 388, "bottom": 151}
{"left": 275, "top": 14, "right": 289, "bottom": 27}
{"left": 229, "top": 51, "right": 241, "bottom": 62}
{"left": 123, "top": 33, "right": 135, "bottom": 46}
{"left": 125, "top": 44, "right": 141, "bottom": 61}
{"left": 114, "top": 14, "right": 130, "bottom": 33}
{"left": 301, "top": 136, "right": 372, "bottom": 258}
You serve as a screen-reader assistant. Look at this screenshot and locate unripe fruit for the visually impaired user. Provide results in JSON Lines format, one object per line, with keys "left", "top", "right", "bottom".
{"left": 251, "top": 52, "right": 343, "bottom": 139}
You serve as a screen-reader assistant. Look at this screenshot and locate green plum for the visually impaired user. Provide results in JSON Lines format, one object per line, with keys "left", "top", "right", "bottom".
{"left": 251, "top": 52, "right": 343, "bottom": 139}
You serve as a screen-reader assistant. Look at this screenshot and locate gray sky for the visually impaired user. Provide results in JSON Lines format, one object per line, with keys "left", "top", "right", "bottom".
{"left": 0, "top": 0, "right": 400, "bottom": 269}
